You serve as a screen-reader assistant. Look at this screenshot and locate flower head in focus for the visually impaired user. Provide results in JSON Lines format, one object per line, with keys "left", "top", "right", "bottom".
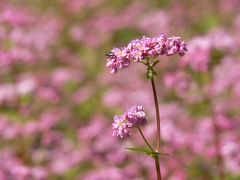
{"left": 106, "top": 34, "right": 187, "bottom": 73}
{"left": 112, "top": 115, "right": 133, "bottom": 138}
{"left": 112, "top": 105, "right": 146, "bottom": 138}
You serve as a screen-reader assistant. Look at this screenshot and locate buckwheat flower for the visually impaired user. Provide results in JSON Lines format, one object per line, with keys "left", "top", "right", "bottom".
{"left": 106, "top": 48, "right": 131, "bottom": 73}
{"left": 112, "top": 115, "right": 133, "bottom": 138}
{"left": 106, "top": 34, "right": 187, "bottom": 73}
{"left": 125, "top": 105, "right": 146, "bottom": 126}
{"left": 112, "top": 105, "right": 147, "bottom": 138}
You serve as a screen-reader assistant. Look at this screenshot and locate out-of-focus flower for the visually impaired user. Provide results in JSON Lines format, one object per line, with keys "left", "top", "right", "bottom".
{"left": 16, "top": 78, "right": 36, "bottom": 95}
{"left": 222, "top": 140, "right": 240, "bottom": 173}
{"left": 73, "top": 85, "right": 94, "bottom": 104}
{"left": 180, "top": 29, "right": 237, "bottom": 72}
{"left": 78, "top": 115, "right": 107, "bottom": 140}
{"left": 69, "top": 2, "right": 145, "bottom": 48}
{"left": 51, "top": 68, "right": 81, "bottom": 87}
{"left": 106, "top": 34, "right": 187, "bottom": 73}
{"left": 126, "top": 105, "right": 146, "bottom": 126}
{"left": 0, "top": 84, "right": 17, "bottom": 105}
{"left": 164, "top": 71, "right": 192, "bottom": 95}
{"left": 212, "top": 56, "right": 240, "bottom": 95}
{"left": 0, "top": 117, "right": 21, "bottom": 140}
{"left": 36, "top": 87, "right": 60, "bottom": 103}
{"left": 137, "top": 10, "right": 170, "bottom": 36}
{"left": 82, "top": 167, "right": 129, "bottom": 180}
{"left": 0, "top": 6, "right": 61, "bottom": 70}
{"left": 0, "top": 7, "right": 31, "bottom": 26}
{"left": 180, "top": 37, "right": 211, "bottom": 72}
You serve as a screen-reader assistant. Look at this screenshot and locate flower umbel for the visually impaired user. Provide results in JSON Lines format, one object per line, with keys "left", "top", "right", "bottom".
{"left": 106, "top": 34, "right": 187, "bottom": 73}
{"left": 112, "top": 105, "right": 146, "bottom": 138}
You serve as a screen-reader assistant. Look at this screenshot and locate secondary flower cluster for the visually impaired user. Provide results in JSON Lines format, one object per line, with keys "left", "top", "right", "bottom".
{"left": 106, "top": 34, "right": 187, "bottom": 73}
{"left": 112, "top": 105, "right": 146, "bottom": 138}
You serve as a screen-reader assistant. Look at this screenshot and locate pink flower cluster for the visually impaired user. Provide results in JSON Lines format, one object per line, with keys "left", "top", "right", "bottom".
{"left": 0, "top": 6, "right": 61, "bottom": 70}
{"left": 70, "top": 2, "right": 145, "bottom": 48}
{"left": 112, "top": 105, "right": 146, "bottom": 138}
{"left": 180, "top": 29, "right": 237, "bottom": 72}
{"left": 106, "top": 34, "right": 187, "bottom": 73}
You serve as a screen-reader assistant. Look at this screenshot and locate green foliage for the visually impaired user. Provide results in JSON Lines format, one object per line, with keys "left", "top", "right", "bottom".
{"left": 163, "top": 91, "right": 182, "bottom": 102}
{"left": 191, "top": 15, "right": 220, "bottom": 34}
{"left": 126, "top": 147, "right": 169, "bottom": 158}
{"left": 112, "top": 28, "right": 143, "bottom": 45}
{"left": 209, "top": 50, "right": 225, "bottom": 70}
{"left": 154, "top": 0, "right": 171, "bottom": 8}
{"left": 188, "top": 99, "right": 212, "bottom": 117}
{"left": 187, "top": 69, "right": 212, "bottom": 86}
{"left": 187, "top": 159, "right": 214, "bottom": 180}
{"left": 227, "top": 175, "right": 240, "bottom": 180}
{"left": 108, "top": 0, "right": 134, "bottom": 9}
{"left": 64, "top": 81, "right": 80, "bottom": 93}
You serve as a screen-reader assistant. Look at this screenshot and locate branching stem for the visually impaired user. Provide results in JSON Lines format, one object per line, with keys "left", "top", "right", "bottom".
{"left": 137, "top": 126, "right": 154, "bottom": 151}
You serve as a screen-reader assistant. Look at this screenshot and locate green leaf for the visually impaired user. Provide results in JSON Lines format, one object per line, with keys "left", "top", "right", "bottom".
{"left": 126, "top": 147, "right": 151, "bottom": 154}
{"left": 125, "top": 147, "right": 170, "bottom": 158}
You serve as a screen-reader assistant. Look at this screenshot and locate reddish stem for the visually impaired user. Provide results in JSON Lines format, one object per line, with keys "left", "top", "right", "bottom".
{"left": 150, "top": 77, "right": 162, "bottom": 180}
{"left": 151, "top": 77, "right": 161, "bottom": 152}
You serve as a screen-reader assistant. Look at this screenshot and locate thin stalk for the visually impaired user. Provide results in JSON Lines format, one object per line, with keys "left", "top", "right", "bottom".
{"left": 150, "top": 76, "right": 162, "bottom": 180}
{"left": 137, "top": 126, "right": 154, "bottom": 151}
{"left": 154, "top": 157, "right": 161, "bottom": 180}
{"left": 150, "top": 77, "right": 161, "bottom": 152}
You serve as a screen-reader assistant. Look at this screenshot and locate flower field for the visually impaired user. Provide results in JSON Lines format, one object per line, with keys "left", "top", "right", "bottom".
{"left": 0, "top": 0, "right": 240, "bottom": 179}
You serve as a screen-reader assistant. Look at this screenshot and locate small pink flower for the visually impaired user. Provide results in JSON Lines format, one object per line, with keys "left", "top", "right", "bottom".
{"left": 112, "top": 115, "right": 133, "bottom": 138}
{"left": 112, "top": 105, "right": 146, "bottom": 138}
